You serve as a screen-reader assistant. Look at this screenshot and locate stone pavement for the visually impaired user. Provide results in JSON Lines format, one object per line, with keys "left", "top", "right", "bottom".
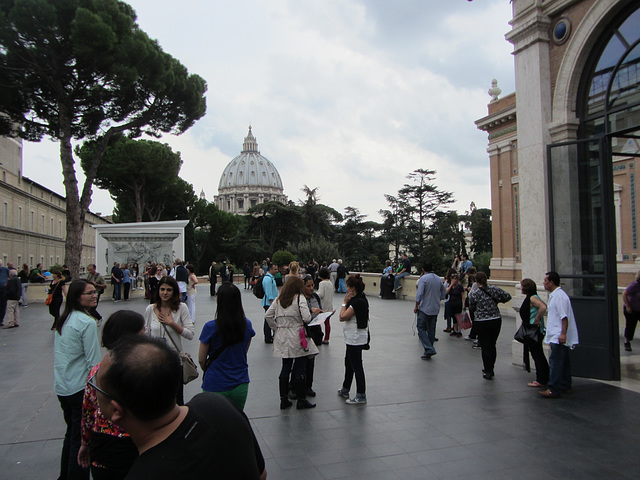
{"left": 1, "top": 285, "right": 639, "bottom": 479}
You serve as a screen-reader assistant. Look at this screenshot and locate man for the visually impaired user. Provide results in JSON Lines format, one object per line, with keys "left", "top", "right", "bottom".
{"left": 393, "top": 253, "right": 411, "bottom": 292}
{"left": 209, "top": 261, "right": 217, "bottom": 296}
{"left": 86, "top": 264, "right": 107, "bottom": 322}
{"left": 29, "top": 263, "right": 46, "bottom": 283}
{"left": 111, "top": 262, "right": 123, "bottom": 302}
{"left": 539, "top": 271, "right": 579, "bottom": 398}
{"left": 261, "top": 263, "right": 278, "bottom": 343}
{"left": 95, "top": 335, "right": 267, "bottom": 480}
{"left": 0, "top": 261, "right": 8, "bottom": 326}
{"left": 458, "top": 253, "right": 473, "bottom": 288}
{"left": 328, "top": 259, "right": 339, "bottom": 291}
{"left": 2, "top": 269, "right": 21, "bottom": 329}
{"left": 220, "top": 261, "right": 230, "bottom": 283}
{"left": 172, "top": 259, "right": 189, "bottom": 302}
{"left": 336, "top": 259, "right": 348, "bottom": 293}
{"left": 414, "top": 262, "right": 447, "bottom": 359}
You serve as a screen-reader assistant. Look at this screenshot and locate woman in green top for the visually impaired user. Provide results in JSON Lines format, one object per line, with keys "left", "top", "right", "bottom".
{"left": 520, "top": 278, "right": 549, "bottom": 387}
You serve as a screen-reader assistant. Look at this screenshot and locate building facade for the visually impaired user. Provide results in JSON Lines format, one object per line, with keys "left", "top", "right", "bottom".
{"left": 476, "top": 0, "right": 639, "bottom": 380}
{"left": 215, "top": 127, "right": 287, "bottom": 214}
{"left": 0, "top": 135, "right": 109, "bottom": 272}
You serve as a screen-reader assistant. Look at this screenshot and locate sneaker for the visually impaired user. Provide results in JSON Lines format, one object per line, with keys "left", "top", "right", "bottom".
{"left": 395, "top": 285, "right": 402, "bottom": 291}
{"left": 449, "top": 331, "right": 458, "bottom": 336}
{"left": 463, "top": 335, "right": 474, "bottom": 341}
{"left": 443, "top": 327, "right": 453, "bottom": 333}
{"left": 472, "top": 344, "right": 482, "bottom": 350}
{"left": 346, "top": 397, "right": 367, "bottom": 405}
{"left": 624, "top": 342, "right": 632, "bottom": 352}
{"left": 337, "top": 388, "right": 349, "bottom": 398}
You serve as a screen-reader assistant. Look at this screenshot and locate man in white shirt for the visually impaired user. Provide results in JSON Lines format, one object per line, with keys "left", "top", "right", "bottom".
{"left": 539, "top": 271, "right": 579, "bottom": 398}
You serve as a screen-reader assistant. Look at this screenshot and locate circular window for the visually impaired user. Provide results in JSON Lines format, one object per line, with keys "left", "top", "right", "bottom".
{"left": 552, "top": 18, "right": 571, "bottom": 45}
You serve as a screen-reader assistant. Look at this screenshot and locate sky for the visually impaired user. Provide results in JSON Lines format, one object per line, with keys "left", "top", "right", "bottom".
{"left": 22, "top": 0, "right": 516, "bottom": 221}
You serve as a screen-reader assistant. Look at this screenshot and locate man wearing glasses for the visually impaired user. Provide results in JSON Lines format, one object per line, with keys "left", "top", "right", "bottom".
{"left": 93, "top": 335, "right": 267, "bottom": 479}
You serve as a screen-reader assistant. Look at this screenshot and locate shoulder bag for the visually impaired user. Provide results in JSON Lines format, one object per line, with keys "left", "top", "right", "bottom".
{"left": 161, "top": 322, "right": 199, "bottom": 384}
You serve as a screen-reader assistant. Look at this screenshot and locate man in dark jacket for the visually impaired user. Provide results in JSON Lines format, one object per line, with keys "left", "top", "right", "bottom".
{"left": 2, "top": 269, "right": 21, "bottom": 328}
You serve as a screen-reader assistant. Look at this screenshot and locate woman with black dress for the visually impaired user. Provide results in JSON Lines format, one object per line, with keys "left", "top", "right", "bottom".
{"left": 49, "top": 268, "right": 67, "bottom": 330}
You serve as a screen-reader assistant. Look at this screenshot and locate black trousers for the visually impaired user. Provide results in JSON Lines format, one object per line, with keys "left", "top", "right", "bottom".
{"left": 475, "top": 318, "right": 502, "bottom": 375}
{"left": 624, "top": 307, "right": 640, "bottom": 341}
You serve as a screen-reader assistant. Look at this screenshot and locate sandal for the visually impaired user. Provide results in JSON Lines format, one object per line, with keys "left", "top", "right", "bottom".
{"left": 527, "top": 381, "right": 543, "bottom": 387}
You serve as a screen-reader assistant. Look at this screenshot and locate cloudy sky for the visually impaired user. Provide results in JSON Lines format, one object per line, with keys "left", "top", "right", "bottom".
{"left": 22, "top": 0, "right": 516, "bottom": 221}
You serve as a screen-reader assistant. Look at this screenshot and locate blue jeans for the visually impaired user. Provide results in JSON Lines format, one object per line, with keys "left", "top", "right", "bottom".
{"left": 337, "top": 278, "right": 346, "bottom": 293}
{"left": 548, "top": 343, "right": 572, "bottom": 395}
{"left": 112, "top": 282, "right": 121, "bottom": 300}
{"left": 416, "top": 311, "right": 437, "bottom": 355}
{"left": 394, "top": 272, "right": 409, "bottom": 290}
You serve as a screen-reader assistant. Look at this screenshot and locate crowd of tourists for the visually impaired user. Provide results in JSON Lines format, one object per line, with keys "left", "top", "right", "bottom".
{"left": 5, "top": 251, "right": 633, "bottom": 479}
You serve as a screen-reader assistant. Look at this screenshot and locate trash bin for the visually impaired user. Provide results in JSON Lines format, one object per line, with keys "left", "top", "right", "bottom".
{"left": 381, "top": 274, "right": 395, "bottom": 299}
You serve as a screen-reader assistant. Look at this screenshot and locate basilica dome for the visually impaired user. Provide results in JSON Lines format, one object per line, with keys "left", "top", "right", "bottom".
{"left": 215, "top": 127, "right": 287, "bottom": 214}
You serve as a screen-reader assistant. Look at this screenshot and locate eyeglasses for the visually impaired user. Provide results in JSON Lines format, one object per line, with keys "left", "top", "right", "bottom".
{"left": 87, "top": 376, "right": 119, "bottom": 402}
{"left": 81, "top": 290, "right": 99, "bottom": 296}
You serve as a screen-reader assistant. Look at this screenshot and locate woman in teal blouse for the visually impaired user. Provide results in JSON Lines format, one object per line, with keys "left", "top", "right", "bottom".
{"left": 520, "top": 278, "right": 549, "bottom": 387}
{"left": 54, "top": 279, "right": 102, "bottom": 480}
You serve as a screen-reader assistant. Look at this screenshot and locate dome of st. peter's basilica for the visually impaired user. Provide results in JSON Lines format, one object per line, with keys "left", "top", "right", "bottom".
{"left": 215, "top": 127, "right": 287, "bottom": 214}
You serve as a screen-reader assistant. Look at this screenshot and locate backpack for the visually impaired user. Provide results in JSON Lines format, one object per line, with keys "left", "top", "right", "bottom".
{"left": 253, "top": 276, "right": 265, "bottom": 299}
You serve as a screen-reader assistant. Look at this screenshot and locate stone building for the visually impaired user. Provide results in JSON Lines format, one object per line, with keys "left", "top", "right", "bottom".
{"left": 476, "top": 0, "right": 639, "bottom": 380}
{"left": 0, "top": 135, "right": 109, "bottom": 271}
{"left": 215, "top": 127, "right": 287, "bottom": 214}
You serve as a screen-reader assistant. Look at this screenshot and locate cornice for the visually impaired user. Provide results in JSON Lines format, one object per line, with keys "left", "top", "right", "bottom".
{"left": 475, "top": 105, "right": 517, "bottom": 131}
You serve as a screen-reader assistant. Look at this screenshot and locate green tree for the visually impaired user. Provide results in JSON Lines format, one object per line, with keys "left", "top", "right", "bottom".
{"left": 464, "top": 205, "right": 492, "bottom": 254}
{"left": 286, "top": 238, "right": 340, "bottom": 265}
{"left": 299, "top": 185, "right": 342, "bottom": 239}
{"left": 428, "top": 210, "right": 467, "bottom": 260}
{"left": 272, "top": 250, "right": 295, "bottom": 267}
{"left": 397, "top": 169, "right": 454, "bottom": 257}
{"left": 0, "top": 0, "right": 207, "bottom": 276}
{"left": 78, "top": 135, "right": 182, "bottom": 222}
{"left": 247, "top": 201, "right": 304, "bottom": 253}
{"left": 190, "top": 199, "right": 240, "bottom": 271}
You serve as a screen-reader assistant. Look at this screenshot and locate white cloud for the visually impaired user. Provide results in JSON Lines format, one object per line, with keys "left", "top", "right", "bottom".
{"left": 20, "top": 0, "right": 514, "bottom": 223}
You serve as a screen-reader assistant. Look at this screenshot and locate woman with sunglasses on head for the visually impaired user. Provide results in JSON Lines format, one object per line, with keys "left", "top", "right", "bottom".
{"left": 53, "top": 279, "right": 102, "bottom": 480}
{"left": 144, "top": 275, "right": 194, "bottom": 404}
{"left": 78, "top": 310, "right": 144, "bottom": 479}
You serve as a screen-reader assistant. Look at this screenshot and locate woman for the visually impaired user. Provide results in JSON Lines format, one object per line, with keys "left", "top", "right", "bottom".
{"left": 520, "top": 278, "right": 549, "bottom": 387}
{"left": 468, "top": 271, "right": 512, "bottom": 379}
{"left": 147, "top": 265, "right": 159, "bottom": 304}
{"left": 442, "top": 268, "right": 456, "bottom": 333}
{"left": 337, "top": 275, "right": 369, "bottom": 405}
{"left": 18, "top": 263, "right": 29, "bottom": 307}
{"left": 144, "top": 275, "right": 194, "bottom": 404}
{"left": 78, "top": 311, "right": 143, "bottom": 479}
{"left": 265, "top": 276, "right": 318, "bottom": 410}
{"left": 317, "top": 267, "right": 334, "bottom": 345}
{"left": 447, "top": 273, "right": 465, "bottom": 337}
{"left": 131, "top": 262, "right": 139, "bottom": 290}
{"left": 284, "top": 261, "right": 300, "bottom": 283}
{"left": 122, "top": 264, "right": 131, "bottom": 301}
{"left": 198, "top": 283, "right": 255, "bottom": 410}
{"left": 49, "top": 268, "right": 67, "bottom": 330}
{"left": 186, "top": 264, "right": 198, "bottom": 323}
{"left": 622, "top": 271, "right": 640, "bottom": 352}
{"left": 54, "top": 279, "right": 102, "bottom": 480}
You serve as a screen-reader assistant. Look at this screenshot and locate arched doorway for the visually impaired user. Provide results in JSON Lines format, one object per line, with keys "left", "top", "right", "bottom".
{"left": 547, "top": 5, "right": 640, "bottom": 380}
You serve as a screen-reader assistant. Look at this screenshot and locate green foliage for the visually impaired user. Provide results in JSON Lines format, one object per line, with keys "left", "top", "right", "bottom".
{"left": 78, "top": 135, "right": 184, "bottom": 222}
{"left": 428, "top": 211, "right": 466, "bottom": 258}
{"left": 286, "top": 238, "right": 340, "bottom": 265}
{"left": 189, "top": 199, "right": 240, "bottom": 269}
{"left": 420, "top": 238, "right": 447, "bottom": 276}
{"left": 366, "top": 255, "right": 384, "bottom": 273}
{"left": 463, "top": 206, "right": 492, "bottom": 254}
{"left": 0, "top": 0, "right": 207, "bottom": 276}
{"left": 272, "top": 250, "right": 295, "bottom": 267}
{"left": 472, "top": 252, "right": 492, "bottom": 277}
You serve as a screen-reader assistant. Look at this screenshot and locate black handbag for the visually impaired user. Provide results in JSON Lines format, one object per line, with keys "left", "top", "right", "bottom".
{"left": 514, "top": 322, "right": 541, "bottom": 345}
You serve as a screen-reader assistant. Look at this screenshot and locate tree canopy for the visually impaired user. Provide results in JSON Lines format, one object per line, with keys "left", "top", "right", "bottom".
{"left": 0, "top": 0, "right": 207, "bottom": 276}
{"left": 78, "top": 135, "right": 183, "bottom": 222}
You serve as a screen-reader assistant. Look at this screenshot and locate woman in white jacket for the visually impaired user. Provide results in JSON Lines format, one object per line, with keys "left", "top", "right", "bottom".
{"left": 265, "top": 276, "right": 319, "bottom": 410}
{"left": 144, "top": 275, "right": 194, "bottom": 404}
